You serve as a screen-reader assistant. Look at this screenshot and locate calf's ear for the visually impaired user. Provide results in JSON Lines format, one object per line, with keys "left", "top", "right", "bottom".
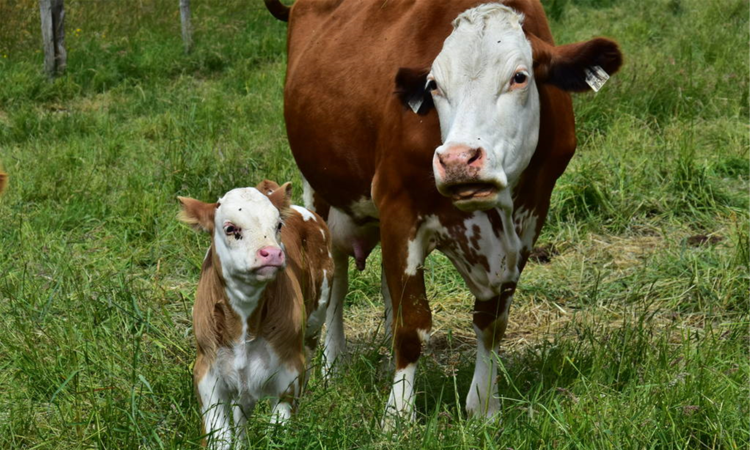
{"left": 395, "top": 67, "right": 434, "bottom": 115}
{"left": 267, "top": 181, "right": 292, "bottom": 216}
{"left": 256, "top": 179, "right": 281, "bottom": 196}
{"left": 530, "top": 34, "right": 623, "bottom": 92}
{"left": 177, "top": 197, "right": 218, "bottom": 233}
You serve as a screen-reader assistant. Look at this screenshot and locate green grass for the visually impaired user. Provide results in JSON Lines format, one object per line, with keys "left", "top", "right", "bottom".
{"left": 0, "top": 0, "right": 747, "bottom": 448}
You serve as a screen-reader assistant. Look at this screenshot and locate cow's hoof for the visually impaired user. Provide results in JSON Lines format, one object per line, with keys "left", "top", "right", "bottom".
{"left": 465, "top": 394, "right": 501, "bottom": 420}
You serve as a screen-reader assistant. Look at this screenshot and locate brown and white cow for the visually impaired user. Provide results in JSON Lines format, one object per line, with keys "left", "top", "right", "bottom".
{"left": 179, "top": 180, "right": 333, "bottom": 448}
{"left": 264, "top": 0, "right": 622, "bottom": 425}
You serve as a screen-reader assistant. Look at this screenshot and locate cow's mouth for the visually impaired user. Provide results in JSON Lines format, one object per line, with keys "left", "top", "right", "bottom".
{"left": 447, "top": 183, "right": 499, "bottom": 210}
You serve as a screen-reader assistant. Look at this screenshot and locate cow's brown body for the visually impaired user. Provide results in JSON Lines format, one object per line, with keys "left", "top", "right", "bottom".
{"left": 268, "top": 0, "right": 621, "bottom": 421}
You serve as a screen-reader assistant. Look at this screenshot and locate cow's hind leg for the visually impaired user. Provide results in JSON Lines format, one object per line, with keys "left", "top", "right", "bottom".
{"left": 466, "top": 288, "right": 514, "bottom": 419}
{"left": 323, "top": 246, "right": 348, "bottom": 378}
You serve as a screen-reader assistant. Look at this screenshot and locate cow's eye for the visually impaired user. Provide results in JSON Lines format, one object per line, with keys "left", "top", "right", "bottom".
{"left": 276, "top": 222, "right": 283, "bottom": 232}
{"left": 426, "top": 79, "right": 438, "bottom": 93}
{"left": 511, "top": 72, "right": 528, "bottom": 86}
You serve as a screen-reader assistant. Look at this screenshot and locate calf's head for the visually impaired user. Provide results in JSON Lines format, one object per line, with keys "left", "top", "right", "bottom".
{"left": 396, "top": 4, "right": 622, "bottom": 211}
{"left": 178, "top": 181, "right": 292, "bottom": 285}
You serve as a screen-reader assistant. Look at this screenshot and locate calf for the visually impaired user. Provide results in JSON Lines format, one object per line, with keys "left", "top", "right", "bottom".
{"left": 179, "top": 180, "right": 333, "bottom": 448}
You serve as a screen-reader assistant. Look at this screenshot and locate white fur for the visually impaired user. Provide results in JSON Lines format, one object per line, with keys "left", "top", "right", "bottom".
{"left": 429, "top": 4, "right": 540, "bottom": 204}
{"left": 291, "top": 204, "right": 317, "bottom": 222}
{"left": 323, "top": 249, "right": 348, "bottom": 377}
{"left": 302, "top": 176, "right": 315, "bottom": 211}
{"left": 350, "top": 196, "right": 380, "bottom": 221}
{"left": 383, "top": 363, "right": 417, "bottom": 430}
{"left": 306, "top": 270, "right": 330, "bottom": 337}
{"left": 405, "top": 215, "right": 446, "bottom": 276}
{"left": 441, "top": 207, "right": 521, "bottom": 301}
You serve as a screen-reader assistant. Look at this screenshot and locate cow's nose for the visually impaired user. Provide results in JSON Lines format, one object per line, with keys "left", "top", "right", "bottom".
{"left": 257, "top": 246, "right": 285, "bottom": 267}
{"left": 435, "top": 145, "right": 485, "bottom": 176}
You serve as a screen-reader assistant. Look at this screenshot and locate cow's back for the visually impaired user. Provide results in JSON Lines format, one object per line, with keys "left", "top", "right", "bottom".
{"left": 284, "top": 0, "right": 563, "bottom": 210}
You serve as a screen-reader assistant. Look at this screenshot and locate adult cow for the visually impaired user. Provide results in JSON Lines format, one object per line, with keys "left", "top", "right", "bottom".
{"left": 264, "top": 0, "right": 622, "bottom": 425}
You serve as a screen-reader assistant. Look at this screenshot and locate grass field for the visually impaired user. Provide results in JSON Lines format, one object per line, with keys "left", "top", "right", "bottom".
{"left": 0, "top": 0, "right": 748, "bottom": 448}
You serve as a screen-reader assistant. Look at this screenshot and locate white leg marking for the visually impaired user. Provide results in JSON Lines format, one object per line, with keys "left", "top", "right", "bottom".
{"left": 270, "top": 400, "right": 293, "bottom": 425}
{"left": 198, "top": 370, "right": 232, "bottom": 450}
{"left": 232, "top": 396, "right": 255, "bottom": 443}
{"left": 383, "top": 363, "right": 417, "bottom": 430}
{"left": 323, "top": 249, "right": 348, "bottom": 378}
{"left": 466, "top": 300, "right": 509, "bottom": 420}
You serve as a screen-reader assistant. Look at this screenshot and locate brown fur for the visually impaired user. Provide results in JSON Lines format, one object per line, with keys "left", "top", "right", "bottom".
{"left": 0, "top": 172, "right": 7, "bottom": 194}
{"left": 276, "top": 0, "right": 622, "bottom": 372}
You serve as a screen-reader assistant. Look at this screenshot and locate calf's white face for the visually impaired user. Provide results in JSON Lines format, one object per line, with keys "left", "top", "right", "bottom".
{"left": 213, "top": 188, "right": 285, "bottom": 284}
{"left": 179, "top": 183, "right": 292, "bottom": 286}
{"left": 430, "top": 5, "right": 538, "bottom": 211}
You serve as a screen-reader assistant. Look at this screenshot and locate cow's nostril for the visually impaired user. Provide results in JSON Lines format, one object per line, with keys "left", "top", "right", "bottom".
{"left": 467, "top": 147, "right": 482, "bottom": 165}
{"left": 260, "top": 249, "right": 269, "bottom": 257}
{"left": 437, "top": 153, "right": 448, "bottom": 168}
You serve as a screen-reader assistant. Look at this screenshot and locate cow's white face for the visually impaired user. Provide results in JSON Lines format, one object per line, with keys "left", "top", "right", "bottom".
{"left": 428, "top": 5, "right": 538, "bottom": 211}
{"left": 213, "top": 188, "right": 286, "bottom": 285}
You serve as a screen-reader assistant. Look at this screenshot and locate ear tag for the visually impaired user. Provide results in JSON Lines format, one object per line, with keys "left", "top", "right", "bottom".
{"left": 584, "top": 65, "right": 610, "bottom": 92}
{"left": 408, "top": 78, "right": 432, "bottom": 113}
{"left": 408, "top": 97, "right": 424, "bottom": 114}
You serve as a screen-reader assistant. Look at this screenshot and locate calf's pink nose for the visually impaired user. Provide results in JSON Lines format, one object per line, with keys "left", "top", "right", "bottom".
{"left": 257, "top": 246, "right": 285, "bottom": 267}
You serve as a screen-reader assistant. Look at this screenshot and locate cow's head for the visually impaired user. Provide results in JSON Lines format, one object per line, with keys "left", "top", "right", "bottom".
{"left": 396, "top": 4, "right": 622, "bottom": 211}
{"left": 179, "top": 181, "right": 292, "bottom": 285}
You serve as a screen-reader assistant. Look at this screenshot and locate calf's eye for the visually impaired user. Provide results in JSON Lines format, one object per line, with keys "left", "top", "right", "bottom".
{"left": 277, "top": 222, "right": 283, "bottom": 232}
{"left": 224, "top": 224, "right": 242, "bottom": 239}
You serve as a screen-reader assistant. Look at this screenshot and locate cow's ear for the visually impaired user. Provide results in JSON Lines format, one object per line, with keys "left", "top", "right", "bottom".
{"left": 395, "top": 67, "right": 435, "bottom": 115}
{"left": 267, "top": 181, "right": 292, "bottom": 217}
{"left": 530, "top": 34, "right": 623, "bottom": 92}
{"left": 178, "top": 197, "right": 218, "bottom": 233}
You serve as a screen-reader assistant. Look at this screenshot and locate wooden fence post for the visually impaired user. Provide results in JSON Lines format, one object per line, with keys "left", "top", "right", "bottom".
{"left": 179, "top": 0, "right": 193, "bottom": 53}
{"left": 39, "top": 0, "right": 66, "bottom": 78}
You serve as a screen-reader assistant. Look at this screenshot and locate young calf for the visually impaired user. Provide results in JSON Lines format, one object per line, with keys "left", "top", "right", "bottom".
{"left": 179, "top": 180, "right": 333, "bottom": 448}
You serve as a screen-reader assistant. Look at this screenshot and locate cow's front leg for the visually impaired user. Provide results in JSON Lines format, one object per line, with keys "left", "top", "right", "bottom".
{"left": 380, "top": 215, "right": 431, "bottom": 429}
{"left": 466, "top": 287, "right": 514, "bottom": 419}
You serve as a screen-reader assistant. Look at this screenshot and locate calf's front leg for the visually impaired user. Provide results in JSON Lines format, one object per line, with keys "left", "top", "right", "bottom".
{"left": 196, "top": 359, "right": 232, "bottom": 449}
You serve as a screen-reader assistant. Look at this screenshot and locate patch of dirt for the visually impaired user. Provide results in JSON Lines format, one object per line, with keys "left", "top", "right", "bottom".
{"left": 528, "top": 244, "right": 559, "bottom": 264}
{"left": 686, "top": 234, "right": 723, "bottom": 247}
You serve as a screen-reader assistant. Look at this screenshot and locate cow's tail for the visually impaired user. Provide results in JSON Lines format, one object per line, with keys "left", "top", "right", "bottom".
{"left": 264, "top": 0, "right": 290, "bottom": 22}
